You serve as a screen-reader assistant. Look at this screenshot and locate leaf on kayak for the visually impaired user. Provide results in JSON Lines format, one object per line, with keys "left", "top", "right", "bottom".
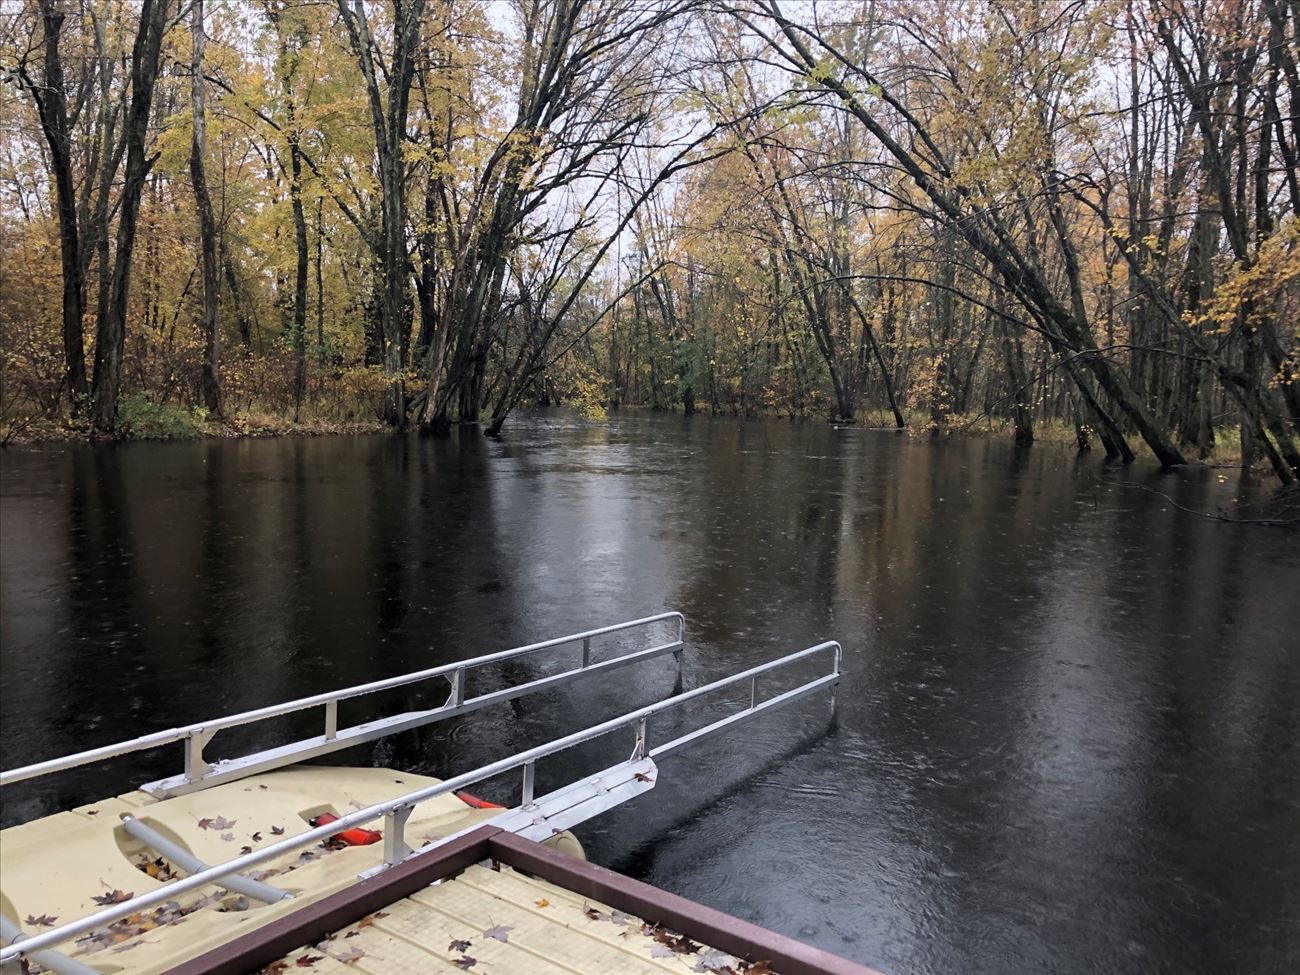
{"left": 240, "top": 846, "right": 253, "bottom": 855}
{"left": 534, "top": 898, "right": 550, "bottom": 908}
{"left": 25, "top": 914, "right": 58, "bottom": 926}
{"left": 448, "top": 938, "right": 472, "bottom": 952}
{"left": 333, "top": 946, "right": 366, "bottom": 964}
{"left": 482, "top": 924, "right": 512, "bottom": 943}
{"left": 451, "top": 956, "right": 478, "bottom": 970}
{"left": 197, "top": 816, "right": 236, "bottom": 830}
{"left": 295, "top": 954, "right": 323, "bottom": 967}
{"left": 221, "top": 832, "right": 236, "bottom": 842}
{"left": 271, "top": 825, "right": 286, "bottom": 835}
{"left": 91, "top": 889, "right": 133, "bottom": 906}
{"left": 250, "top": 831, "right": 263, "bottom": 842}
{"left": 138, "top": 856, "right": 178, "bottom": 881}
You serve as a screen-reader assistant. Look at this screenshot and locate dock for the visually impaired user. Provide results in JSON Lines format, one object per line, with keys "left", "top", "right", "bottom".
{"left": 164, "top": 826, "right": 881, "bottom": 975}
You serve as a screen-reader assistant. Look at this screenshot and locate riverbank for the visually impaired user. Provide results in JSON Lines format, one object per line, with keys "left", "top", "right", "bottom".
{"left": 2, "top": 398, "right": 386, "bottom": 446}
{"left": 2, "top": 397, "right": 1252, "bottom": 473}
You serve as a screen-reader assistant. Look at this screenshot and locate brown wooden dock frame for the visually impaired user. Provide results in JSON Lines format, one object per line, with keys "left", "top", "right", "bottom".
{"left": 162, "top": 825, "right": 883, "bottom": 975}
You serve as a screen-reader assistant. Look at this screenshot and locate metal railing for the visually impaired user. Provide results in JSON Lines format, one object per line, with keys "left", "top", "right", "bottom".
{"left": 0, "top": 638, "right": 840, "bottom": 965}
{"left": 0, "top": 612, "right": 684, "bottom": 798}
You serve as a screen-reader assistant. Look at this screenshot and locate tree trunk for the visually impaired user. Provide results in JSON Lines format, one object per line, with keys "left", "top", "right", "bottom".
{"left": 337, "top": 0, "right": 425, "bottom": 428}
{"left": 29, "top": 0, "right": 88, "bottom": 408}
{"left": 90, "top": 0, "right": 167, "bottom": 433}
{"left": 190, "top": 0, "right": 221, "bottom": 419}
{"left": 289, "top": 145, "right": 309, "bottom": 417}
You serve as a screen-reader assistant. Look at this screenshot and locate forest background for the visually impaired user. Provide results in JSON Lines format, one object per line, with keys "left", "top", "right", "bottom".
{"left": 1, "top": 0, "right": 1297, "bottom": 485}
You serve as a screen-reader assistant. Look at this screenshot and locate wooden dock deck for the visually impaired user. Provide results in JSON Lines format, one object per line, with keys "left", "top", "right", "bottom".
{"left": 163, "top": 827, "right": 881, "bottom": 975}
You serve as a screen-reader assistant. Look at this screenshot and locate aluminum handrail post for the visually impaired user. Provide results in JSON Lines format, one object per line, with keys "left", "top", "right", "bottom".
{"left": 183, "top": 729, "right": 215, "bottom": 783}
{"left": 830, "top": 641, "right": 842, "bottom": 713}
{"left": 749, "top": 676, "right": 757, "bottom": 710}
{"left": 324, "top": 700, "right": 338, "bottom": 741}
{"left": 582, "top": 637, "right": 592, "bottom": 668}
{"left": 632, "top": 716, "right": 648, "bottom": 760}
{"left": 383, "top": 804, "right": 413, "bottom": 866}
{"left": 522, "top": 761, "right": 536, "bottom": 806}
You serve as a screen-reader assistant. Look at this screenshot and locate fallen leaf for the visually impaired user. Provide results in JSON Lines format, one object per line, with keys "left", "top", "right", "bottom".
{"left": 583, "top": 906, "right": 602, "bottom": 921}
{"left": 746, "top": 962, "right": 775, "bottom": 975}
{"left": 271, "top": 825, "right": 286, "bottom": 835}
{"left": 250, "top": 831, "right": 263, "bottom": 842}
{"left": 295, "top": 954, "right": 323, "bottom": 968}
{"left": 240, "top": 846, "right": 254, "bottom": 855}
{"left": 333, "top": 946, "right": 366, "bottom": 964}
{"left": 25, "top": 914, "right": 58, "bottom": 927}
{"left": 86, "top": 809, "right": 99, "bottom": 815}
{"left": 374, "top": 911, "right": 389, "bottom": 919}
{"left": 345, "top": 930, "right": 361, "bottom": 938}
{"left": 534, "top": 898, "right": 550, "bottom": 908}
{"left": 482, "top": 924, "right": 512, "bottom": 943}
{"left": 256, "top": 962, "right": 289, "bottom": 974}
{"left": 650, "top": 926, "right": 701, "bottom": 954}
{"left": 139, "top": 856, "right": 178, "bottom": 881}
{"left": 448, "top": 939, "right": 472, "bottom": 952}
{"left": 609, "top": 909, "right": 631, "bottom": 926}
{"left": 197, "top": 816, "right": 236, "bottom": 831}
{"left": 91, "top": 890, "right": 133, "bottom": 906}
{"left": 693, "top": 948, "right": 739, "bottom": 972}
{"left": 451, "top": 957, "right": 477, "bottom": 970}
{"left": 634, "top": 771, "right": 654, "bottom": 783}
{"left": 651, "top": 944, "right": 677, "bottom": 959}
{"left": 258, "top": 784, "right": 269, "bottom": 790}
{"left": 221, "top": 832, "right": 236, "bottom": 842}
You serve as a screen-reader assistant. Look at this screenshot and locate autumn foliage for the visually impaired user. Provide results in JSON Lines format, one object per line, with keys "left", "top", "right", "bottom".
{"left": 0, "top": 0, "right": 1295, "bottom": 480}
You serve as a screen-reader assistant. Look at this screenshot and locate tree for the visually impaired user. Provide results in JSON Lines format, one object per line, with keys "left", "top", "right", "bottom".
{"left": 191, "top": 0, "right": 221, "bottom": 418}
{"left": 90, "top": 0, "right": 169, "bottom": 432}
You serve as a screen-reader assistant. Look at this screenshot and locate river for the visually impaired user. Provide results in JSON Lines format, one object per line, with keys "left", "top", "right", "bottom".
{"left": 2, "top": 413, "right": 1297, "bottom": 974}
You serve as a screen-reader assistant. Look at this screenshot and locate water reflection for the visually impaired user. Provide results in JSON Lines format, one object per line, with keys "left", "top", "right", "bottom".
{"left": 2, "top": 415, "right": 1297, "bottom": 974}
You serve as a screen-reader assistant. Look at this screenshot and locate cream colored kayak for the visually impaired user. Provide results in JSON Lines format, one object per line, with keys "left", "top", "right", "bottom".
{"left": 0, "top": 765, "right": 581, "bottom": 974}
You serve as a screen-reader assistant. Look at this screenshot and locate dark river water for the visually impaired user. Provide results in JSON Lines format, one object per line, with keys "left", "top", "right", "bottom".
{"left": 2, "top": 413, "right": 1298, "bottom": 974}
